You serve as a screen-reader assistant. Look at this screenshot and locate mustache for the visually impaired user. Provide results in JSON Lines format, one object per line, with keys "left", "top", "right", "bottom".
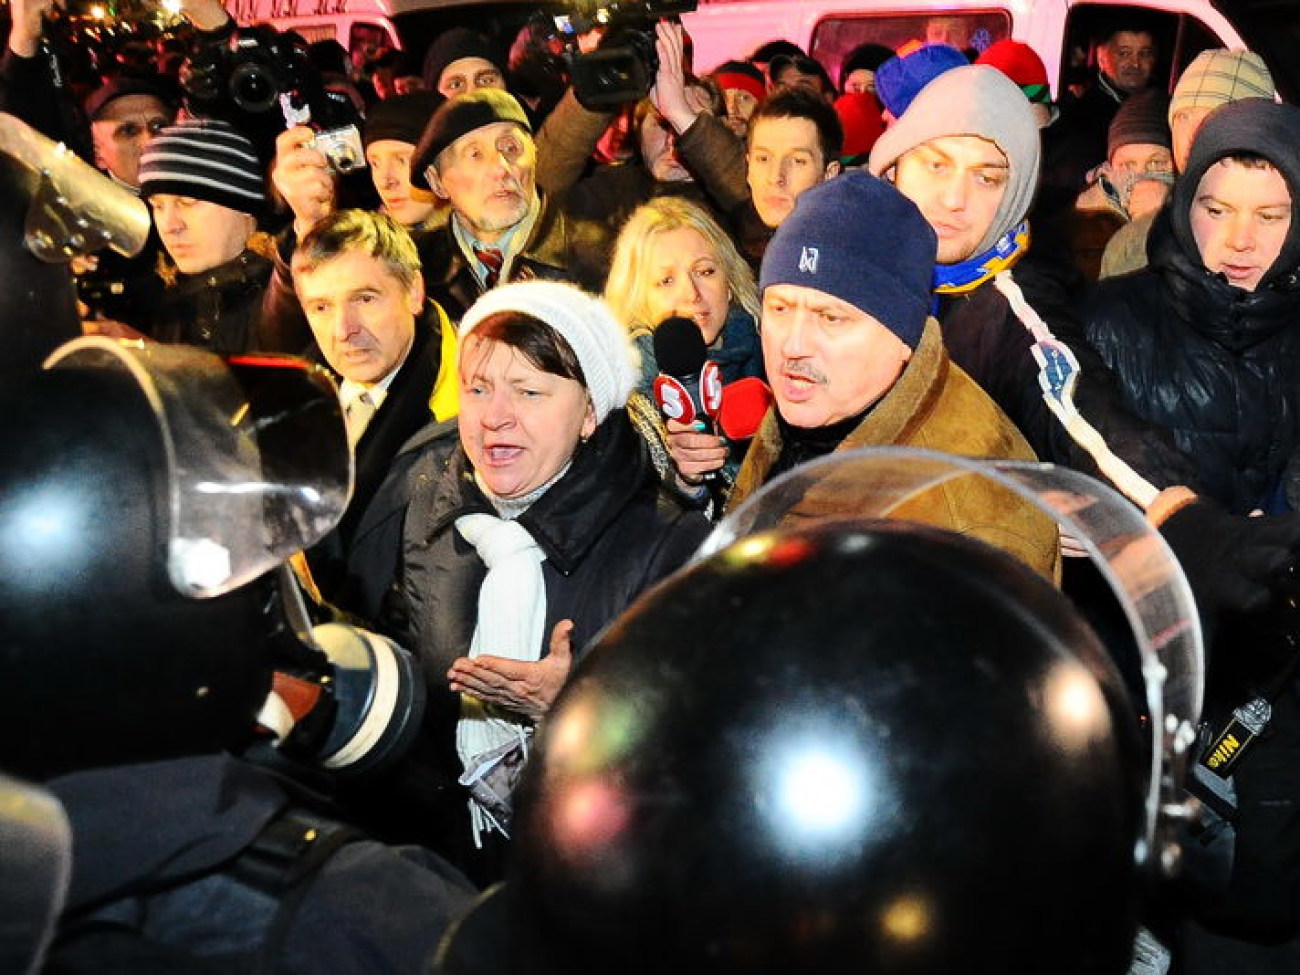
{"left": 780, "top": 360, "right": 827, "bottom": 385}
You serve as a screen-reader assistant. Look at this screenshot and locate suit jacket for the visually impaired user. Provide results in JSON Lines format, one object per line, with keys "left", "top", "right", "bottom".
{"left": 305, "top": 305, "right": 449, "bottom": 617}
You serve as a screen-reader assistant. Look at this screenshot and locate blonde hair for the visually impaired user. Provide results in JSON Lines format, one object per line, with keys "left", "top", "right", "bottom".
{"left": 604, "top": 196, "right": 759, "bottom": 338}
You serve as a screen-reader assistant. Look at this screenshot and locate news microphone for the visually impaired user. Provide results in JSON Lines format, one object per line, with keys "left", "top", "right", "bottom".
{"left": 651, "top": 316, "right": 723, "bottom": 432}
{"left": 717, "top": 377, "right": 773, "bottom": 441}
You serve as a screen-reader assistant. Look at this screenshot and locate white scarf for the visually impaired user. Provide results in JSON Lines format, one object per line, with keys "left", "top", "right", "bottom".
{"left": 454, "top": 511, "right": 547, "bottom": 843}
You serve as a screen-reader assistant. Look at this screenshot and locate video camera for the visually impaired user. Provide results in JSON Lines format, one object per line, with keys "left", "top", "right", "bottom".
{"left": 550, "top": 0, "right": 697, "bottom": 110}
{"left": 183, "top": 26, "right": 365, "bottom": 173}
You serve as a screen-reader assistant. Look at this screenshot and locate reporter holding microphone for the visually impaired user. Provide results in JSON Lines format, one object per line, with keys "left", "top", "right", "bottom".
{"left": 605, "top": 196, "right": 767, "bottom": 499}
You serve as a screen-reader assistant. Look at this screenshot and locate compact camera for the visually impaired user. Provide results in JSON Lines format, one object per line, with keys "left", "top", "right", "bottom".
{"left": 309, "top": 126, "right": 366, "bottom": 175}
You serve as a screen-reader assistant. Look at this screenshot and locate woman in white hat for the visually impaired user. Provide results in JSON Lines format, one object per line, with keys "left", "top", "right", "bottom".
{"left": 366, "top": 280, "right": 710, "bottom": 887}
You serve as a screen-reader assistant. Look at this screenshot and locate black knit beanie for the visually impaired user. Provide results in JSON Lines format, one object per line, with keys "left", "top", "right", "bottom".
{"left": 421, "top": 28, "right": 507, "bottom": 91}
{"left": 363, "top": 90, "right": 446, "bottom": 147}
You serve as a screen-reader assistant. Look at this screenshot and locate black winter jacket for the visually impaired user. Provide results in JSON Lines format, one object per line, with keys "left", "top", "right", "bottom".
{"left": 44, "top": 755, "right": 477, "bottom": 975}
{"left": 151, "top": 248, "right": 296, "bottom": 354}
{"left": 1084, "top": 210, "right": 1300, "bottom": 514}
{"left": 342, "top": 409, "right": 710, "bottom": 881}
{"left": 936, "top": 250, "right": 1198, "bottom": 493}
{"left": 302, "top": 309, "right": 444, "bottom": 619}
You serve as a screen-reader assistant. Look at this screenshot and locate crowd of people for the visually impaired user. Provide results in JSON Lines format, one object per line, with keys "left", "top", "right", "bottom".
{"left": 6, "top": 0, "right": 1300, "bottom": 971}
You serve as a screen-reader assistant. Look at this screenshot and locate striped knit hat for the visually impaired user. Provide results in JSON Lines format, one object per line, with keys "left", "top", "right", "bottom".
{"left": 1169, "top": 49, "right": 1275, "bottom": 123}
{"left": 138, "top": 118, "right": 266, "bottom": 215}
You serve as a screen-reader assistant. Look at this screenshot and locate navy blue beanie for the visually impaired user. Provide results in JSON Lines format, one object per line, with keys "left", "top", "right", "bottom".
{"left": 760, "top": 171, "right": 936, "bottom": 348}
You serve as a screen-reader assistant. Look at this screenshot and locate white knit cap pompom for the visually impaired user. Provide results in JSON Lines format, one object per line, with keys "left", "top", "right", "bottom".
{"left": 457, "top": 281, "right": 637, "bottom": 423}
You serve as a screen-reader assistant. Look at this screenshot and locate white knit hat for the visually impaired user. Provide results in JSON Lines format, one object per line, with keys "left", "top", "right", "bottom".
{"left": 458, "top": 281, "right": 637, "bottom": 423}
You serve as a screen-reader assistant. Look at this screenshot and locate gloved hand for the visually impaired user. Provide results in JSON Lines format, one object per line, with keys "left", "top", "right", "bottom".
{"left": 1158, "top": 500, "right": 1300, "bottom": 626}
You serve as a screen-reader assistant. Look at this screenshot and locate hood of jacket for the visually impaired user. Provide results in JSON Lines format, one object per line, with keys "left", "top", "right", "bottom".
{"left": 1152, "top": 100, "right": 1300, "bottom": 351}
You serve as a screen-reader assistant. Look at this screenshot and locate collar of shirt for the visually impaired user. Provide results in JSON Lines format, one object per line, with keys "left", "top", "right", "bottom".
{"left": 338, "top": 369, "right": 398, "bottom": 417}
{"left": 452, "top": 193, "right": 542, "bottom": 287}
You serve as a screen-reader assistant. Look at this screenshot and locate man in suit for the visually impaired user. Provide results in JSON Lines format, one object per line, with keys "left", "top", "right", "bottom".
{"left": 291, "top": 208, "right": 457, "bottom": 618}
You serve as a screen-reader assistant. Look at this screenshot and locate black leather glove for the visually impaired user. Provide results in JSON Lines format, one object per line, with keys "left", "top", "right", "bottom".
{"left": 1159, "top": 501, "right": 1300, "bottom": 625}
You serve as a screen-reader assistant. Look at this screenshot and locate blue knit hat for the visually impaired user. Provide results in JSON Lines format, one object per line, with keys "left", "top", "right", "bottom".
{"left": 759, "top": 171, "right": 936, "bottom": 348}
{"left": 874, "top": 43, "right": 969, "bottom": 118}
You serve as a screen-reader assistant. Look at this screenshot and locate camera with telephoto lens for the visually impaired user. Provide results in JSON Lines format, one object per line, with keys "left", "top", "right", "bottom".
{"left": 550, "top": 0, "right": 697, "bottom": 110}
{"left": 182, "top": 25, "right": 366, "bottom": 173}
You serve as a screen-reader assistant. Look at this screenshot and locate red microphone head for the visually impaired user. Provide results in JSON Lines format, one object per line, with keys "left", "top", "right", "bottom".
{"left": 717, "top": 377, "right": 774, "bottom": 441}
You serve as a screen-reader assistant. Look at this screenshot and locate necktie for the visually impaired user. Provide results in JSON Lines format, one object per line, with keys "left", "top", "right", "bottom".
{"left": 474, "top": 247, "right": 504, "bottom": 290}
{"left": 345, "top": 390, "right": 376, "bottom": 448}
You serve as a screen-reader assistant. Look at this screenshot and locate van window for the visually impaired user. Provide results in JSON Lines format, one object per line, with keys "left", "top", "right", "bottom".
{"left": 810, "top": 11, "right": 1012, "bottom": 87}
{"left": 1211, "top": 0, "right": 1299, "bottom": 103}
{"left": 293, "top": 24, "right": 338, "bottom": 44}
{"left": 1168, "top": 15, "right": 1221, "bottom": 83}
{"left": 1060, "top": 5, "right": 1190, "bottom": 99}
{"left": 350, "top": 22, "right": 393, "bottom": 62}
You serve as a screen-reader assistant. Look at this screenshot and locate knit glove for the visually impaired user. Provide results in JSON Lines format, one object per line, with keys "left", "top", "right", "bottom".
{"left": 1157, "top": 498, "right": 1300, "bottom": 626}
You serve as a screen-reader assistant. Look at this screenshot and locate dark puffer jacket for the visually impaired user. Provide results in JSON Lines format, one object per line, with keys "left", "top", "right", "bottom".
{"left": 1084, "top": 99, "right": 1300, "bottom": 514}
{"left": 150, "top": 245, "right": 308, "bottom": 354}
{"left": 936, "top": 248, "right": 1198, "bottom": 494}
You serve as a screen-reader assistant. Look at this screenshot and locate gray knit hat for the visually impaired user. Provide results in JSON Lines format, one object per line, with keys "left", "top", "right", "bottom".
{"left": 458, "top": 281, "right": 637, "bottom": 423}
{"left": 138, "top": 118, "right": 266, "bottom": 215}
{"left": 868, "top": 64, "right": 1040, "bottom": 256}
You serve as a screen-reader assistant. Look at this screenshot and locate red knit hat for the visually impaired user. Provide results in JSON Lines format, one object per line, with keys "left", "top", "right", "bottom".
{"left": 975, "top": 39, "right": 1052, "bottom": 104}
{"left": 834, "top": 90, "right": 885, "bottom": 161}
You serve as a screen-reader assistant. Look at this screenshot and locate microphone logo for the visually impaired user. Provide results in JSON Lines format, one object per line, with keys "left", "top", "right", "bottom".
{"left": 653, "top": 375, "right": 695, "bottom": 424}
{"left": 700, "top": 360, "right": 723, "bottom": 416}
